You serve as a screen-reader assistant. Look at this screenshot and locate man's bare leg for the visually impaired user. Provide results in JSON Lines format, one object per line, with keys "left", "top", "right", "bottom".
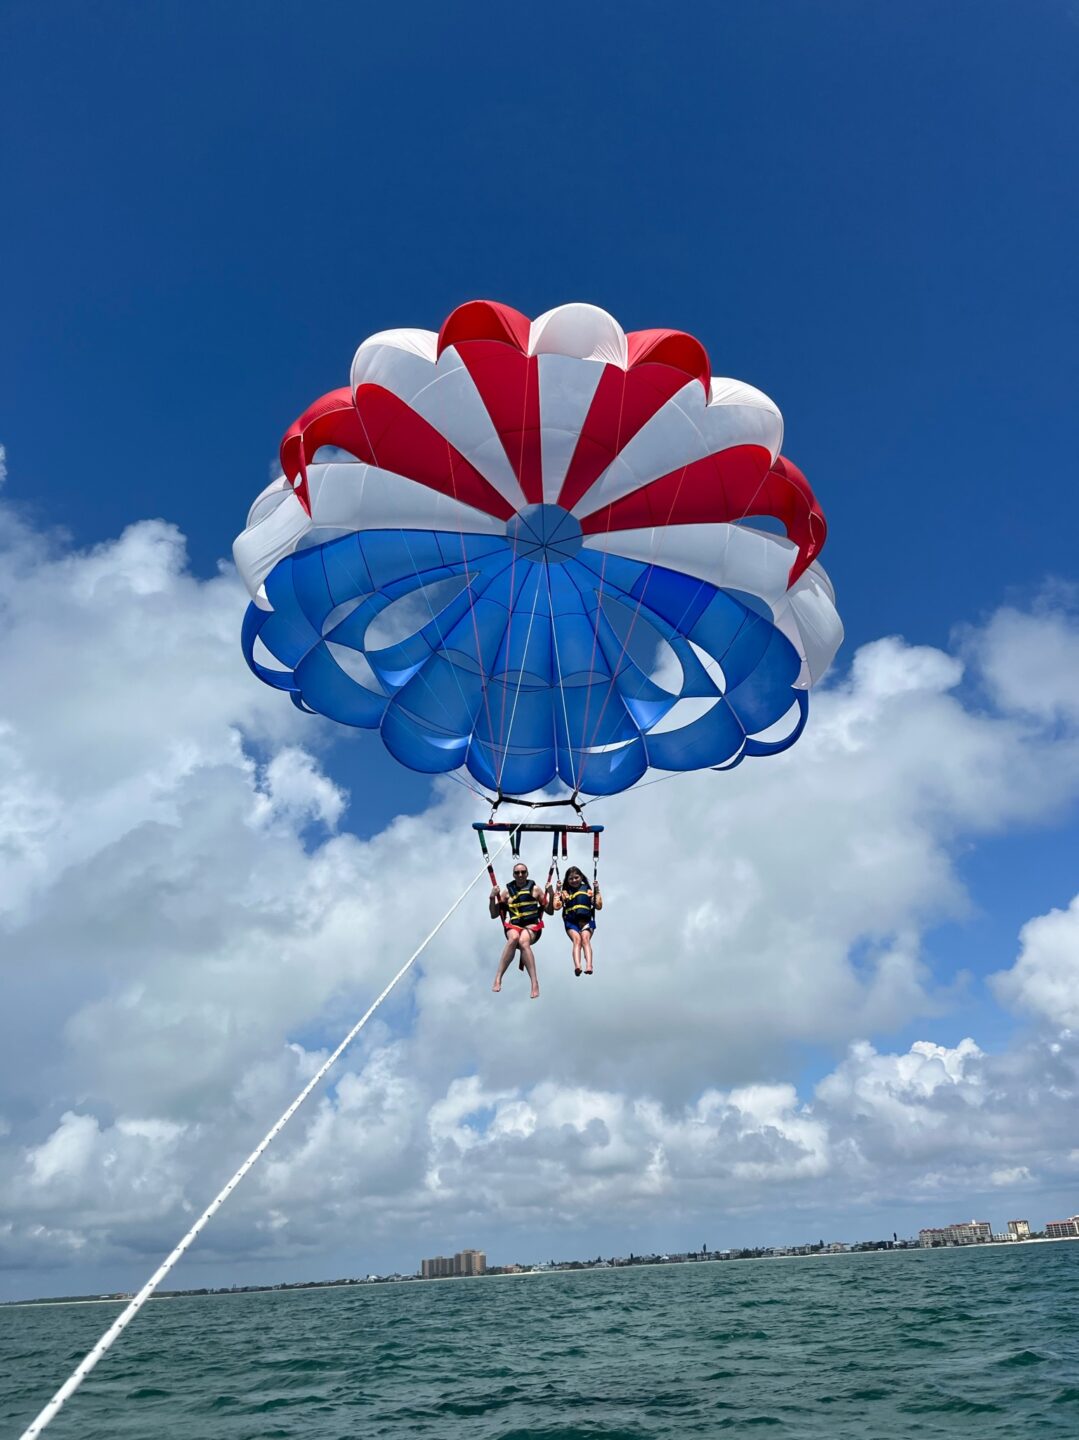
{"left": 492, "top": 933, "right": 519, "bottom": 992}
{"left": 518, "top": 933, "right": 540, "bottom": 998}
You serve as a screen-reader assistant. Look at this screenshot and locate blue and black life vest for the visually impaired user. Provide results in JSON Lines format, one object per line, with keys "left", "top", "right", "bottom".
{"left": 561, "top": 884, "right": 594, "bottom": 925}
{"left": 505, "top": 878, "right": 542, "bottom": 928}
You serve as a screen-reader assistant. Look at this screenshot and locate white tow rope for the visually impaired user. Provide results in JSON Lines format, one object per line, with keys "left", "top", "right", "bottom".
{"left": 19, "top": 842, "right": 509, "bottom": 1440}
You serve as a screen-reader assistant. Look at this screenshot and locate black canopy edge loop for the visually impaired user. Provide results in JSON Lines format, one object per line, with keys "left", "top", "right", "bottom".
{"left": 481, "top": 788, "right": 586, "bottom": 824}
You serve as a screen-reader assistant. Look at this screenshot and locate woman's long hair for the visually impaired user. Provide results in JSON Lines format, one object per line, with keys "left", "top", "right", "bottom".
{"left": 562, "top": 866, "right": 587, "bottom": 892}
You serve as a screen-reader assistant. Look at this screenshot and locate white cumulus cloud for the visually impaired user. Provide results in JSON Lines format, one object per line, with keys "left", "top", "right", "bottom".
{"left": 992, "top": 893, "right": 1079, "bottom": 1028}
{"left": 2, "top": 472, "right": 1079, "bottom": 1290}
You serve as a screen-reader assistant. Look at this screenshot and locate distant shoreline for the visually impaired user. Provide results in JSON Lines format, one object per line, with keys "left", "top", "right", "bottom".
{"left": 4, "top": 1234, "right": 1076, "bottom": 1310}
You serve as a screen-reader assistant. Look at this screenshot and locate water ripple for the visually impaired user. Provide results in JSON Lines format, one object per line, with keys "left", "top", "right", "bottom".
{"left": 3, "top": 1243, "right": 1079, "bottom": 1437}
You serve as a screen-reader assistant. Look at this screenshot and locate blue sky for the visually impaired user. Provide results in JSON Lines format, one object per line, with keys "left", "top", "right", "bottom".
{"left": 6, "top": 1, "right": 1077, "bottom": 626}
{"left": 2, "top": 1, "right": 1079, "bottom": 1295}
{"left": 5, "top": 0, "right": 1077, "bottom": 1004}
{"left": 5, "top": 1, "right": 1078, "bottom": 820}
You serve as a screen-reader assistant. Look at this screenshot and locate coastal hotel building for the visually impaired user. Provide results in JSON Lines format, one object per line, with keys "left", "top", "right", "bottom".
{"left": 421, "top": 1249, "right": 487, "bottom": 1279}
{"left": 919, "top": 1216, "right": 1079, "bottom": 1245}
{"left": 919, "top": 1219, "right": 993, "bottom": 1247}
{"left": 1045, "top": 1216, "right": 1079, "bottom": 1238}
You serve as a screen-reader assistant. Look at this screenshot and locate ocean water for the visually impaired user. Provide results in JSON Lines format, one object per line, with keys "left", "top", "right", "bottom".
{"left": 3, "top": 1243, "right": 1079, "bottom": 1438}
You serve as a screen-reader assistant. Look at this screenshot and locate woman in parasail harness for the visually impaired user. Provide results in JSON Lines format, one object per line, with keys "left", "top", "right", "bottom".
{"left": 556, "top": 865, "right": 602, "bottom": 976}
{"left": 490, "top": 860, "right": 549, "bottom": 999}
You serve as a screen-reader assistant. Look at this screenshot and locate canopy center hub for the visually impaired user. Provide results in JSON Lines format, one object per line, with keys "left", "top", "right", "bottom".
{"left": 505, "top": 504, "right": 584, "bottom": 565}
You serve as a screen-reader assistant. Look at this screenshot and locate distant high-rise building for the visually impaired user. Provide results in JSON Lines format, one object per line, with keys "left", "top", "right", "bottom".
{"left": 948, "top": 1219, "right": 992, "bottom": 1245}
{"left": 454, "top": 1249, "right": 487, "bottom": 1276}
{"left": 421, "top": 1249, "right": 486, "bottom": 1278}
{"left": 1007, "top": 1219, "right": 1030, "bottom": 1240}
{"left": 421, "top": 1255, "right": 455, "bottom": 1279}
{"left": 1045, "top": 1216, "right": 1079, "bottom": 1239}
{"left": 919, "top": 1220, "right": 992, "bottom": 1247}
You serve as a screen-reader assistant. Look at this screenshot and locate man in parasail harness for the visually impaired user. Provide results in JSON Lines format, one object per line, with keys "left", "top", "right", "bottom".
{"left": 490, "top": 860, "right": 548, "bottom": 1000}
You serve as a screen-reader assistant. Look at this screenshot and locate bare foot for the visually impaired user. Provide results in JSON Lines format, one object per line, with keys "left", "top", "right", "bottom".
{"left": 492, "top": 978, "right": 502, "bottom": 992}
{"left": 530, "top": 985, "right": 540, "bottom": 999}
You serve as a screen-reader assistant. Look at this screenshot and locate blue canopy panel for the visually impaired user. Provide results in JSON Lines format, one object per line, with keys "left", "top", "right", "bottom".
{"left": 241, "top": 529, "right": 810, "bottom": 796}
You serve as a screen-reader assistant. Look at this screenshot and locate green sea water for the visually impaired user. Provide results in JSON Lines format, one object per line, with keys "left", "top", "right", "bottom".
{"left": 4, "top": 1243, "right": 1079, "bottom": 1438}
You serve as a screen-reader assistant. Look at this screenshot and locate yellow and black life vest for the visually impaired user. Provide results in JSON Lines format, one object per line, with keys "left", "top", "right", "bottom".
{"left": 561, "top": 885, "right": 593, "bottom": 923}
{"left": 506, "top": 879, "right": 542, "bottom": 928}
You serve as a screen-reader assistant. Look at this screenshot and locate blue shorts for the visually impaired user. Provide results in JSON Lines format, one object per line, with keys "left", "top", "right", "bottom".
{"left": 564, "top": 919, "right": 595, "bottom": 937}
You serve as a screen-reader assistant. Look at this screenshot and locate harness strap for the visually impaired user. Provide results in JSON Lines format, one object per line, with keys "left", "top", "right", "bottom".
{"left": 544, "top": 829, "right": 559, "bottom": 893}
{"left": 476, "top": 827, "right": 499, "bottom": 892}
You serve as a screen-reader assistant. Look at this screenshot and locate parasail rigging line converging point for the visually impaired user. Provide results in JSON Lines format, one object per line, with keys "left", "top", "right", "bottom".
{"left": 16, "top": 838, "right": 513, "bottom": 1440}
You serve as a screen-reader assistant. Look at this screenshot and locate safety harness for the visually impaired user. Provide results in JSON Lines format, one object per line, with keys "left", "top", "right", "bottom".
{"left": 560, "top": 884, "right": 594, "bottom": 925}
{"left": 504, "top": 878, "right": 543, "bottom": 929}
{"left": 474, "top": 821, "right": 602, "bottom": 933}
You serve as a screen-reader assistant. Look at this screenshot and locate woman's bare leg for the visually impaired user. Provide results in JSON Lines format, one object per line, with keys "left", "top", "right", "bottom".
{"left": 570, "top": 931, "right": 583, "bottom": 974}
{"left": 582, "top": 929, "right": 594, "bottom": 974}
{"left": 493, "top": 932, "right": 519, "bottom": 992}
{"left": 518, "top": 932, "right": 540, "bottom": 998}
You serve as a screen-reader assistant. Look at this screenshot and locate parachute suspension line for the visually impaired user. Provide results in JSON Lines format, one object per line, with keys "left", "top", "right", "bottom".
{"left": 542, "top": 559, "right": 580, "bottom": 798}
{"left": 579, "top": 756, "right": 745, "bottom": 806}
{"left": 439, "top": 438, "right": 503, "bottom": 784}
{"left": 576, "top": 375, "right": 787, "bottom": 781}
{"left": 495, "top": 517, "right": 522, "bottom": 776}
{"left": 347, "top": 405, "right": 490, "bottom": 754}
{"left": 395, "top": 526, "right": 488, "bottom": 736}
{"left": 495, "top": 563, "right": 544, "bottom": 794}
{"left": 17, "top": 840, "right": 512, "bottom": 1440}
{"left": 578, "top": 437, "right": 699, "bottom": 758}
{"left": 608, "top": 452, "right": 787, "bottom": 773}
{"left": 457, "top": 552, "right": 503, "bottom": 787}
{"left": 591, "top": 461, "right": 789, "bottom": 790}
{"left": 442, "top": 767, "right": 492, "bottom": 806}
{"left": 580, "top": 429, "right": 734, "bottom": 771}
{"left": 573, "top": 372, "right": 630, "bottom": 791}
{"left": 586, "top": 765, "right": 684, "bottom": 802}
{"left": 388, "top": 529, "right": 513, "bottom": 799}
{"left": 494, "top": 356, "right": 534, "bottom": 768}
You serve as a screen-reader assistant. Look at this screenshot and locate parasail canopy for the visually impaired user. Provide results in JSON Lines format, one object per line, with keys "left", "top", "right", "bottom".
{"left": 234, "top": 301, "right": 843, "bottom": 798}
